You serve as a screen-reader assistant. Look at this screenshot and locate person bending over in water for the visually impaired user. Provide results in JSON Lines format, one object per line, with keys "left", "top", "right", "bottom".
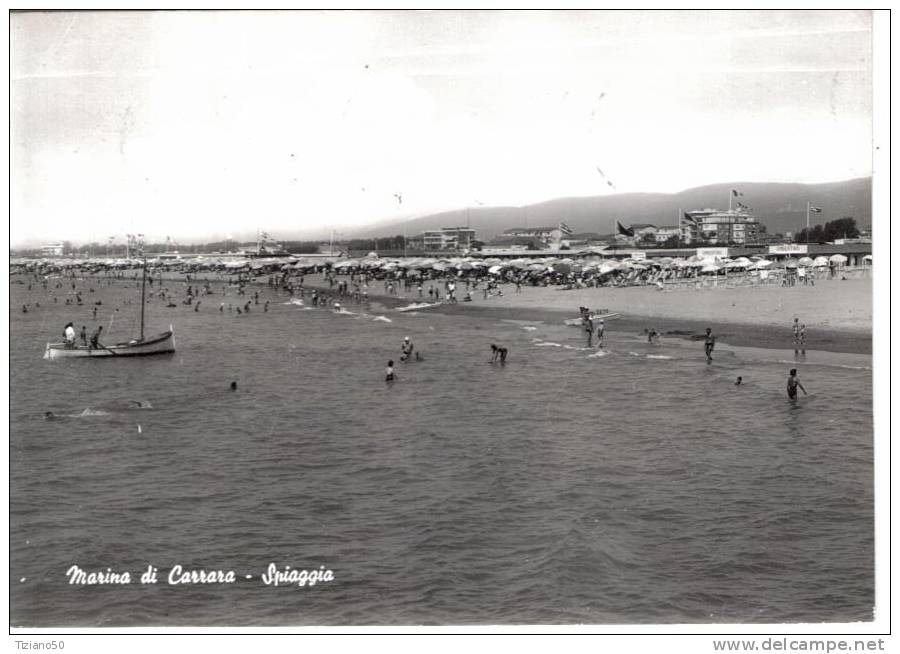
{"left": 400, "top": 336, "right": 414, "bottom": 362}
{"left": 786, "top": 369, "right": 807, "bottom": 399}
{"left": 385, "top": 360, "right": 395, "bottom": 382}
{"left": 490, "top": 344, "right": 508, "bottom": 364}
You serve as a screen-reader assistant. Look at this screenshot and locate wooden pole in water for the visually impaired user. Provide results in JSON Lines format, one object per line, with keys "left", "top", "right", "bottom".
{"left": 140, "top": 254, "right": 147, "bottom": 340}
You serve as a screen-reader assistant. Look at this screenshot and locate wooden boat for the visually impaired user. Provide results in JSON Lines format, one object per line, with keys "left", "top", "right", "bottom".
{"left": 44, "top": 251, "right": 176, "bottom": 360}
{"left": 564, "top": 312, "right": 621, "bottom": 326}
{"left": 44, "top": 329, "right": 175, "bottom": 359}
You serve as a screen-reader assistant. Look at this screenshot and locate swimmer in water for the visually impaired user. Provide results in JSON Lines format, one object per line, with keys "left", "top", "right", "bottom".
{"left": 735, "top": 376, "right": 743, "bottom": 386}
{"left": 230, "top": 381, "right": 237, "bottom": 391}
{"left": 45, "top": 411, "right": 57, "bottom": 420}
{"left": 385, "top": 360, "right": 395, "bottom": 382}
{"left": 786, "top": 369, "right": 807, "bottom": 399}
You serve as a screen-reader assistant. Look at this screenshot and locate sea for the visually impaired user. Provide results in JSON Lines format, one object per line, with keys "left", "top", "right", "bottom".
{"left": 9, "top": 274, "right": 874, "bottom": 626}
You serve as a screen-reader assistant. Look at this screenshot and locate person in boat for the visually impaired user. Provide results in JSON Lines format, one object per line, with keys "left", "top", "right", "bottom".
{"left": 786, "top": 369, "right": 807, "bottom": 399}
{"left": 704, "top": 328, "right": 716, "bottom": 362}
{"left": 90, "top": 325, "right": 103, "bottom": 349}
{"left": 400, "top": 336, "right": 414, "bottom": 362}
{"left": 490, "top": 344, "right": 508, "bottom": 364}
{"left": 385, "top": 360, "right": 395, "bottom": 382}
{"left": 63, "top": 322, "right": 76, "bottom": 347}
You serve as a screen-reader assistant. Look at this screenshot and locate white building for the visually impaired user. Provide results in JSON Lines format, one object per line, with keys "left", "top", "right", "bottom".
{"left": 40, "top": 244, "right": 64, "bottom": 256}
{"left": 421, "top": 227, "right": 477, "bottom": 251}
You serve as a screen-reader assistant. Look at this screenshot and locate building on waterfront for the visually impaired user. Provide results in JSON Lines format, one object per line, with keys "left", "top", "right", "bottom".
{"left": 503, "top": 223, "right": 574, "bottom": 248}
{"left": 420, "top": 226, "right": 477, "bottom": 251}
{"left": 654, "top": 227, "right": 682, "bottom": 244}
{"left": 40, "top": 243, "right": 64, "bottom": 256}
{"left": 680, "top": 208, "right": 761, "bottom": 245}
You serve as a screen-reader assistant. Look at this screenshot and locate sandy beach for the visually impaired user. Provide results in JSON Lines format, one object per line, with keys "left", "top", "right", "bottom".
{"left": 286, "top": 274, "right": 872, "bottom": 355}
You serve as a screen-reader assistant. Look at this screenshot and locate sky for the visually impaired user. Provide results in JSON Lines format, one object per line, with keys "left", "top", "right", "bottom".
{"left": 10, "top": 10, "right": 874, "bottom": 246}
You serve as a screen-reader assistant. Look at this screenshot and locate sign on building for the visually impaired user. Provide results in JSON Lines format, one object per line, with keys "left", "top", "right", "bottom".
{"left": 629, "top": 251, "right": 647, "bottom": 260}
{"left": 768, "top": 244, "right": 808, "bottom": 255}
{"left": 696, "top": 247, "right": 729, "bottom": 260}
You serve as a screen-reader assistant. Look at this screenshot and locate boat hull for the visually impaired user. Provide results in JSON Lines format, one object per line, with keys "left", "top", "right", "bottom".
{"left": 44, "top": 329, "right": 175, "bottom": 360}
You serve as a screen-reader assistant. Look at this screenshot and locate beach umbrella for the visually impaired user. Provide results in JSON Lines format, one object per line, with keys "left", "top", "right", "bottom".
{"left": 798, "top": 257, "right": 814, "bottom": 267}
{"left": 701, "top": 263, "right": 720, "bottom": 273}
{"left": 753, "top": 259, "right": 773, "bottom": 268}
{"left": 488, "top": 265, "right": 504, "bottom": 274}
{"left": 813, "top": 256, "right": 830, "bottom": 267}
{"left": 783, "top": 258, "right": 799, "bottom": 268}
{"left": 552, "top": 262, "right": 572, "bottom": 274}
{"left": 432, "top": 263, "right": 447, "bottom": 272}
{"left": 598, "top": 263, "right": 619, "bottom": 275}
{"left": 829, "top": 254, "right": 848, "bottom": 264}
{"left": 863, "top": 254, "right": 872, "bottom": 262}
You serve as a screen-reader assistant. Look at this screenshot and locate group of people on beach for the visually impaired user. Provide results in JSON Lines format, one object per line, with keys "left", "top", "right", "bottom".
{"left": 27, "top": 267, "right": 811, "bottom": 401}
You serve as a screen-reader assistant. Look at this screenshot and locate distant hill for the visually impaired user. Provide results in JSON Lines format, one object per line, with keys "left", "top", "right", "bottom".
{"left": 354, "top": 178, "right": 872, "bottom": 241}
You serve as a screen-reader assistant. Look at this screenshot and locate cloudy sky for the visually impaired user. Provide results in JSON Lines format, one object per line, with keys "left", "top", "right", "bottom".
{"left": 11, "top": 10, "right": 874, "bottom": 246}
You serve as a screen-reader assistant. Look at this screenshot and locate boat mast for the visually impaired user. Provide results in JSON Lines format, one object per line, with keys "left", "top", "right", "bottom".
{"left": 140, "top": 253, "right": 147, "bottom": 340}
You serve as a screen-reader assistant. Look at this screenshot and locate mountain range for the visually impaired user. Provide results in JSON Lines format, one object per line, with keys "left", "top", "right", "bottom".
{"left": 354, "top": 177, "right": 872, "bottom": 241}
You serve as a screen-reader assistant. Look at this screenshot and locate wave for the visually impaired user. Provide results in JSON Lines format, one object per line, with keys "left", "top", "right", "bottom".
{"left": 71, "top": 408, "right": 110, "bottom": 417}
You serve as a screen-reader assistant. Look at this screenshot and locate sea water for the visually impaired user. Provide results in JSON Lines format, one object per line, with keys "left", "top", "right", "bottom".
{"left": 9, "top": 278, "right": 873, "bottom": 625}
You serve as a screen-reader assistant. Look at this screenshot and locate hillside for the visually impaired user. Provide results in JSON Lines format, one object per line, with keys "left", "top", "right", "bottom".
{"left": 355, "top": 178, "right": 872, "bottom": 241}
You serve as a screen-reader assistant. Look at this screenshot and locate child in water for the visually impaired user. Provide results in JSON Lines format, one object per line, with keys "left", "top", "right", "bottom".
{"left": 385, "top": 360, "right": 395, "bottom": 382}
{"left": 786, "top": 369, "right": 807, "bottom": 399}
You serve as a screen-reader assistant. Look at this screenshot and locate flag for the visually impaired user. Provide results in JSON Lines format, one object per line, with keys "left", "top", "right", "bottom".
{"left": 731, "top": 189, "right": 743, "bottom": 197}
{"left": 558, "top": 222, "right": 573, "bottom": 235}
{"left": 616, "top": 220, "right": 634, "bottom": 237}
{"left": 809, "top": 206, "right": 823, "bottom": 213}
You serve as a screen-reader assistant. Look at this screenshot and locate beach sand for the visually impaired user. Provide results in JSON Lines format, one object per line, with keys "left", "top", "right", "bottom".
{"left": 312, "top": 276, "right": 873, "bottom": 354}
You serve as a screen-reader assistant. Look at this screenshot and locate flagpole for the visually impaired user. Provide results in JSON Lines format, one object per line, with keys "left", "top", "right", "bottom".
{"left": 729, "top": 191, "right": 732, "bottom": 212}
{"left": 806, "top": 201, "right": 810, "bottom": 245}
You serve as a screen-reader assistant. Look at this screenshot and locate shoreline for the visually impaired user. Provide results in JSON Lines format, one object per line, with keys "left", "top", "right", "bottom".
{"left": 310, "top": 282, "right": 873, "bottom": 356}
{"left": 13, "top": 271, "right": 870, "bottom": 355}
